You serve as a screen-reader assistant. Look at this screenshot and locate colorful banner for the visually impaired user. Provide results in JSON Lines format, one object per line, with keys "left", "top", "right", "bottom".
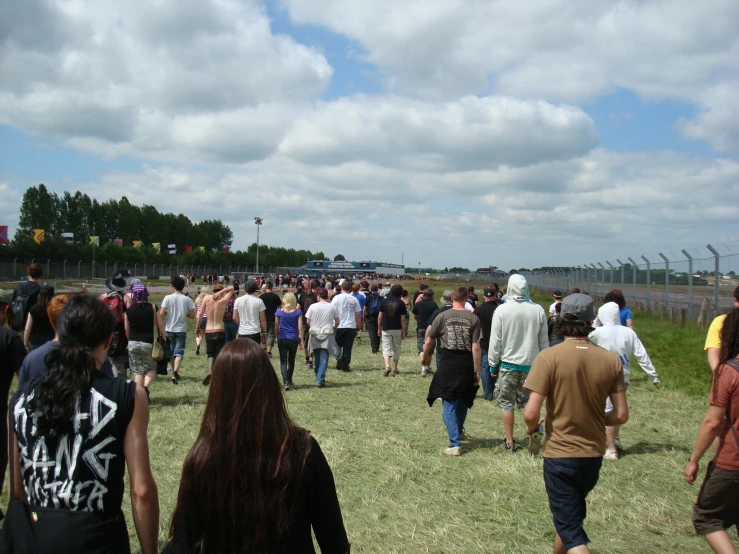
{"left": 0, "top": 226, "right": 7, "bottom": 245}
{"left": 152, "top": 242, "right": 160, "bottom": 253}
{"left": 184, "top": 245, "right": 192, "bottom": 253}
{"left": 197, "top": 246, "right": 205, "bottom": 252}
{"left": 167, "top": 243, "right": 176, "bottom": 249}
{"left": 33, "top": 229, "right": 45, "bottom": 244}
{"left": 223, "top": 247, "right": 230, "bottom": 253}
{"left": 114, "top": 238, "right": 123, "bottom": 246}
{"left": 211, "top": 247, "right": 218, "bottom": 252}
{"left": 89, "top": 235, "right": 100, "bottom": 246}
{"left": 132, "top": 240, "right": 142, "bottom": 248}
{"left": 168, "top": 248, "right": 176, "bottom": 255}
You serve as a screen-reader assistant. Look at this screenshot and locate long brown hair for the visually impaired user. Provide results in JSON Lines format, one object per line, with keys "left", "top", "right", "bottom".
{"left": 170, "top": 339, "right": 311, "bottom": 553}
{"left": 711, "top": 308, "right": 739, "bottom": 403}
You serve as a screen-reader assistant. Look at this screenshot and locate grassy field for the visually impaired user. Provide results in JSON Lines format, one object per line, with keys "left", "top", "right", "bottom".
{"left": 5, "top": 284, "right": 733, "bottom": 553}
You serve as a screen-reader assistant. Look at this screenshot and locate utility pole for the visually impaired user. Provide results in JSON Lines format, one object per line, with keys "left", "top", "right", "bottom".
{"left": 254, "top": 217, "right": 263, "bottom": 275}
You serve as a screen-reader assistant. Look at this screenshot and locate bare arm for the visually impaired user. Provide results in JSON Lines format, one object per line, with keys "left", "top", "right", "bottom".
{"left": 124, "top": 313, "right": 131, "bottom": 340}
{"left": 523, "top": 391, "right": 546, "bottom": 435}
{"left": 274, "top": 315, "right": 281, "bottom": 338}
{"left": 400, "top": 315, "right": 406, "bottom": 339}
{"left": 707, "top": 347, "right": 720, "bottom": 372}
{"left": 377, "top": 313, "right": 384, "bottom": 336}
{"left": 196, "top": 298, "right": 207, "bottom": 329}
{"left": 355, "top": 311, "right": 362, "bottom": 329}
{"left": 605, "top": 392, "right": 629, "bottom": 426}
{"left": 685, "top": 405, "right": 725, "bottom": 485}
{"left": 260, "top": 311, "right": 267, "bottom": 334}
{"left": 23, "top": 313, "right": 33, "bottom": 349}
{"left": 158, "top": 306, "right": 167, "bottom": 318}
{"left": 472, "top": 342, "right": 481, "bottom": 386}
{"left": 155, "top": 309, "right": 166, "bottom": 337}
{"left": 124, "top": 386, "right": 159, "bottom": 554}
{"left": 333, "top": 316, "right": 340, "bottom": 331}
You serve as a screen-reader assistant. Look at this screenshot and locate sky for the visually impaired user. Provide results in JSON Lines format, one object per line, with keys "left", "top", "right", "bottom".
{"left": 1, "top": 0, "right": 738, "bottom": 271}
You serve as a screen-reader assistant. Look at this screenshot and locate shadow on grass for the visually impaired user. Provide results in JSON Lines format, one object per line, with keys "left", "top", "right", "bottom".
{"left": 622, "top": 442, "right": 691, "bottom": 456}
{"left": 150, "top": 394, "right": 207, "bottom": 407}
{"left": 461, "top": 437, "right": 501, "bottom": 453}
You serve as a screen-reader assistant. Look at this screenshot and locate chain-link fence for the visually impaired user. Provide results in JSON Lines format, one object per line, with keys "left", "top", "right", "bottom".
{"left": 438, "top": 243, "right": 738, "bottom": 323}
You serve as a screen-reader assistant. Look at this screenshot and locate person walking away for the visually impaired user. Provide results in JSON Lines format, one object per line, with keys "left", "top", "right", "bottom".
{"left": 413, "top": 288, "right": 438, "bottom": 376}
{"left": 548, "top": 302, "right": 564, "bottom": 347}
{"left": 473, "top": 287, "right": 500, "bottom": 400}
{"left": 199, "top": 284, "right": 235, "bottom": 386}
{"left": 685, "top": 308, "right": 739, "bottom": 554}
{"left": 9, "top": 294, "right": 159, "bottom": 553}
{"left": 601, "top": 289, "right": 634, "bottom": 329}
{"left": 10, "top": 263, "right": 42, "bottom": 332}
{"left": 163, "top": 339, "right": 349, "bottom": 553}
{"left": 260, "top": 282, "right": 282, "bottom": 358}
{"left": 0, "top": 289, "right": 26, "bottom": 509}
{"left": 428, "top": 290, "right": 455, "bottom": 368}
{"left": 351, "top": 283, "right": 366, "bottom": 344}
{"left": 589, "top": 301, "right": 659, "bottom": 459}
{"left": 380, "top": 281, "right": 391, "bottom": 297}
{"left": 23, "top": 285, "right": 55, "bottom": 351}
{"left": 275, "top": 293, "right": 303, "bottom": 391}
{"left": 364, "top": 285, "right": 383, "bottom": 355}
{"left": 549, "top": 291, "right": 562, "bottom": 317}
{"left": 401, "top": 289, "right": 412, "bottom": 335}
{"left": 160, "top": 276, "right": 196, "bottom": 385}
{"left": 705, "top": 286, "right": 739, "bottom": 371}
{"left": 300, "top": 280, "right": 320, "bottom": 368}
{"left": 193, "top": 286, "right": 211, "bottom": 355}
{"left": 125, "top": 284, "right": 166, "bottom": 398}
{"left": 233, "top": 277, "right": 241, "bottom": 296}
{"left": 467, "top": 286, "right": 478, "bottom": 309}
{"left": 234, "top": 280, "right": 267, "bottom": 344}
{"left": 489, "top": 274, "right": 548, "bottom": 451}
{"left": 223, "top": 295, "right": 239, "bottom": 344}
{"left": 412, "top": 283, "right": 428, "bottom": 307}
{"left": 524, "top": 293, "right": 628, "bottom": 554}
{"left": 423, "top": 287, "right": 482, "bottom": 456}
{"left": 332, "top": 281, "right": 362, "bottom": 371}
{"left": 100, "top": 271, "right": 131, "bottom": 377}
{"left": 306, "top": 289, "right": 339, "bottom": 388}
{"left": 379, "top": 284, "right": 408, "bottom": 376}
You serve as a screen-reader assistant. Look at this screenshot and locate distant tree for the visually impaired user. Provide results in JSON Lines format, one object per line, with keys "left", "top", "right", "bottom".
{"left": 334, "top": 254, "right": 346, "bottom": 261}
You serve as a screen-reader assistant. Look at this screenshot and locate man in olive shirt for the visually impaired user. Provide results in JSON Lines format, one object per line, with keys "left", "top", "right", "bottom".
{"left": 524, "top": 293, "right": 628, "bottom": 554}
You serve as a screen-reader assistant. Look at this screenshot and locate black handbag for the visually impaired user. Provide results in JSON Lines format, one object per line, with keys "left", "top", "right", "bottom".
{"left": 0, "top": 411, "right": 130, "bottom": 554}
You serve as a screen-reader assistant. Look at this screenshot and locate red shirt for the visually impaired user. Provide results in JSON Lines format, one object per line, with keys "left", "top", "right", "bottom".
{"left": 711, "top": 360, "right": 739, "bottom": 471}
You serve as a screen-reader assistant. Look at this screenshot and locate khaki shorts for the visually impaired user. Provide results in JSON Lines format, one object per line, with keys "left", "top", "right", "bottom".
{"left": 128, "top": 341, "right": 157, "bottom": 376}
{"left": 382, "top": 329, "right": 403, "bottom": 360}
{"left": 495, "top": 369, "right": 530, "bottom": 412}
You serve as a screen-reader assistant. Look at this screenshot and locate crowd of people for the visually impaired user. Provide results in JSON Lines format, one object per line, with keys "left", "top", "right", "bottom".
{"left": 0, "top": 262, "right": 737, "bottom": 553}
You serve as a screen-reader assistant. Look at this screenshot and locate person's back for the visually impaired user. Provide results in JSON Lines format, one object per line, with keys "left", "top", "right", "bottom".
{"left": 491, "top": 280, "right": 548, "bottom": 366}
{"left": 235, "top": 291, "right": 266, "bottom": 335}
{"left": 28, "top": 301, "right": 54, "bottom": 347}
{"left": 11, "top": 263, "right": 42, "bottom": 332}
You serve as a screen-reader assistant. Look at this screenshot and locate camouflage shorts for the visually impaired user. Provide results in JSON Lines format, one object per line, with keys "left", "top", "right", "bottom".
{"left": 495, "top": 369, "right": 530, "bottom": 412}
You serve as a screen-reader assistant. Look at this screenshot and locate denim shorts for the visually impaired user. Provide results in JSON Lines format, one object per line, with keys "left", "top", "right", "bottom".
{"left": 543, "top": 457, "right": 603, "bottom": 551}
{"left": 166, "top": 331, "right": 187, "bottom": 358}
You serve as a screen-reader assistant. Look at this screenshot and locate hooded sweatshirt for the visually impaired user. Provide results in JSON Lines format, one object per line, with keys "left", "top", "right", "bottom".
{"left": 488, "top": 275, "right": 548, "bottom": 371}
{"left": 589, "top": 302, "right": 658, "bottom": 385}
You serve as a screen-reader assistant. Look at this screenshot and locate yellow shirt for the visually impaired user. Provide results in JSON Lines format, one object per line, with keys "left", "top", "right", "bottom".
{"left": 705, "top": 314, "right": 726, "bottom": 351}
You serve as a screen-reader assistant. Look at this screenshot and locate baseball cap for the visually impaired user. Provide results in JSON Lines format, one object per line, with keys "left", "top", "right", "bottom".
{"left": 440, "top": 290, "right": 453, "bottom": 303}
{"left": 553, "top": 290, "right": 562, "bottom": 299}
{"left": 560, "top": 293, "right": 596, "bottom": 323}
{"left": 385, "top": 281, "right": 391, "bottom": 286}
{"left": 0, "top": 289, "right": 12, "bottom": 304}
{"left": 484, "top": 287, "right": 496, "bottom": 298}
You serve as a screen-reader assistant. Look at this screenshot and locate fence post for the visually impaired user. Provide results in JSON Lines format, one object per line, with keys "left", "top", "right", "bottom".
{"left": 596, "top": 262, "right": 604, "bottom": 297}
{"left": 628, "top": 257, "right": 637, "bottom": 304}
{"left": 46, "top": 258, "right": 51, "bottom": 278}
{"left": 607, "top": 261, "right": 614, "bottom": 288}
{"left": 682, "top": 249, "right": 694, "bottom": 320}
{"left": 706, "top": 244, "right": 720, "bottom": 314}
{"left": 659, "top": 253, "right": 670, "bottom": 309}
{"left": 77, "top": 260, "right": 82, "bottom": 279}
{"left": 617, "top": 259, "right": 625, "bottom": 288}
{"left": 63, "top": 259, "right": 67, "bottom": 278}
{"left": 641, "top": 255, "right": 651, "bottom": 311}
{"left": 134, "top": 263, "right": 138, "bottom": 276}
{"left": 143, "top": 263, "right": 147, "bottom": 276}
{"left": 13, "top": 257, "right": 18, "bottom": 277}
{"left": 590, "top": 264, "right": 597, "bottom": 295}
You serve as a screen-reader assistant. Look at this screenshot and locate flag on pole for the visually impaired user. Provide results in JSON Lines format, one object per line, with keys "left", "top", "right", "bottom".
{"left": 132, "top": 240, "right": 142, "bottom": 248}
{"left": 167, "top": 243, "right": 176, "bottom": 249}
{"left": 33, "top": 229, "right": 45, "bottom": 244}
{"left": 60, "top": 232, "right": 74, "bottom": 240}
{"left": 114, "top": 238, "right": 123, "bottom": 246}
{"left": 168, "top": 248, "right": 176, "bottom": 254}
{"left": 197, "top": 246, "right": 205, "bottom": 252}
{"left": 223, "top": 247, "right": 230, "bottom": 253}
{"left": 0, "top": 226, "right": 8, "bottom": 245}
{"left": 211, "top": 247, "right": 218, "bottom": 252}
{"left": 184, "top": 245, "right": 192, "bottom": 253}
{"left": 152, "top": 243, "right": 160, "bottom": 253}
{"left": 89, "top": 236, "right": 100, "bottom": 246}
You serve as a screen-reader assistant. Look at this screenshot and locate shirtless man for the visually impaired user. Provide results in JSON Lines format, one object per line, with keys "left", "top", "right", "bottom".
{"left": 198, "top": 284, "right": 234, "bottom": 386}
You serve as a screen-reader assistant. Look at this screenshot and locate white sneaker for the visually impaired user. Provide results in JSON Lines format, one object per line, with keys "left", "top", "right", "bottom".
{"left": 421, "top": 367, "right": 428, "bottom": 376}
{"left": 614, "top": 436, "right": 623, "bottom": 451}
{"left": 604, "top": 449, "right": 619, "bottom": 460}
{"left": 443, "top": 446, "right": 462, "bottom": 456}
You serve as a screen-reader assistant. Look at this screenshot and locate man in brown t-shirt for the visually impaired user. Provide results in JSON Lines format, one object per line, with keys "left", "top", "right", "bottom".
{"left": 524, "top": 293, "right": 628, "bottom": 554}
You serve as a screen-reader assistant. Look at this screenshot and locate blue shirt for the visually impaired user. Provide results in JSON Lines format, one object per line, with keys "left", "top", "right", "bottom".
{"left": 275, "top": 309, "right": 302, "bottom": 341}
{"left": 619, "top": 307, "right": 632, "bottom": 327}
{"left": 19, "top": 341, "right": 115, "bottom": 386}
{"left": 351, "top": 292, "right": 366, "bottom": 313}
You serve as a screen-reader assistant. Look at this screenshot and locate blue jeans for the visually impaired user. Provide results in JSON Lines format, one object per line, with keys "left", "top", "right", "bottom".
{"left": 224, "top": 321, "right": 239, "bottom": 343}
{"left": 442, "top": 398, "right": 469, "bottom": 448}
{"left": 480, "top": 349, "right": 497, "bottom": 400}
{"left": 166, "top": 331, "right": 187, "bottom": 358}
{"left": 314, "top": 348, "right": 329, "bottom": 386}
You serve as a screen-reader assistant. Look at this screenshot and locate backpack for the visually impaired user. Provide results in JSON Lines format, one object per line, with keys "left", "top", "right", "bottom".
{"left": 366, "top": 294, "right": 382, "bottom": 316}
{"left": 11, "top": 282, "right": 36, "bottom": 331}
{"left": 104, "top": 291, "right": 127, "bottom": 356}
{"left": 104, "top": 292, "right": 125, "bottom": 324}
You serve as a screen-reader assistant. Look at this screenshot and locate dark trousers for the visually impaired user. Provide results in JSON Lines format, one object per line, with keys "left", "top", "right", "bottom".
{"left": 335, "top": 328, "right": 357, "bottom": 369}
{"left": 366, "top": 316, "right": 380, "bottom": 353}
{"left": 278, "top": 339, "right": 300, "bottom": 385}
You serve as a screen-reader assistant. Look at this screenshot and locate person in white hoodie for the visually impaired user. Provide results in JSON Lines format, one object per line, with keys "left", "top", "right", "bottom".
{"left": 589, "top": 301, "right": 659, "bottom": 460}
{"left": 489, "top": 274, "right": 548, "bottom": 450}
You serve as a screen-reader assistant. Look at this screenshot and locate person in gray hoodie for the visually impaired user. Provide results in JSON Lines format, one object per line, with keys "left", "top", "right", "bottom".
{"left": 589, "top": 301, "right": 659, "bottom": 459}
{"left": 489, "top": 274, "right": 549, "bottom": 450}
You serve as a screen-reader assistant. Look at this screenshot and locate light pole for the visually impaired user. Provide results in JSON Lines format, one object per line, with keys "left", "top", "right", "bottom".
{"left": 254, "top": 217, "right": 263, "bottom": 275}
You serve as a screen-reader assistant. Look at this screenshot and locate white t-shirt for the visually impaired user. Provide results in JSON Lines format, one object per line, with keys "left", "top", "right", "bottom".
{"left": 161, "top": 293, "right": 195, "bottom": 333}
{"left": 548, "top": 300, "right": 561, "bottom": 317}
{"left": 235, "top": 294, "right": 266, "bottom": 335}
{"left": 305, "top": 302, "right": 338, "bottom": 330}
{"left": 332, "top": 293, "right": 361, "bottom": 329}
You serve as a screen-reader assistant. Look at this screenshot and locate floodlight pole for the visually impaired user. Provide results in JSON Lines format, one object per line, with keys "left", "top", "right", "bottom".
{"left": 254, "top": 217, "right": 263, "bottom": 275}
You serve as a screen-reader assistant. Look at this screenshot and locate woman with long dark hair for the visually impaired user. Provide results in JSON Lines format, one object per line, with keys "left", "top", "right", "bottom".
{"left": 23, "top": 284, "right": 55, "bottom": 351}
{"left": 685, "top": 308, "right": 739, "bottom": 553}
{"left": 165, "top": 339, "right": 349, "bottom": 553}
{"left": 9, "top": 294, "right": 159, "bottom": 553}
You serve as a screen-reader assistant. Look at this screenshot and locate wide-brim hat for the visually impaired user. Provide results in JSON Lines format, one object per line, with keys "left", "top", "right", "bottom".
{"left": 106, "top": 271, "right": 132, "bottom": 292}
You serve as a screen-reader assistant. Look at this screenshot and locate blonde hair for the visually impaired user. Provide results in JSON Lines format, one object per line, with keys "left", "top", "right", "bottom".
{"left": 282, "top": 292, "right": 297, "bottom": 310}
{"left": 196, "top": 286, "right": 212, "bottom": 305}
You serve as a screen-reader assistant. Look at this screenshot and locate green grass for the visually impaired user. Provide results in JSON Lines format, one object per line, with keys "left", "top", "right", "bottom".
{"left": 5, "top": 285, "right": 733, "bottom": 552}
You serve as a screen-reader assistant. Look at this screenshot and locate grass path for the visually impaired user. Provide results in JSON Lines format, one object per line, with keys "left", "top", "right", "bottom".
{"left": 5, "top": 287, "right": 733, "bottom": 552}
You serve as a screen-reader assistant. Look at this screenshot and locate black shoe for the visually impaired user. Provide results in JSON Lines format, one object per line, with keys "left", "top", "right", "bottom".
{"left": 336, "top": 358, "right": 344, "bottom": 370}
{"left": 144, "top": 386, "right": 150, "bottom": 403}
{"left": 202, "top": 374, "right": 211, "bottom": 386}
{"left": 284, "top": 384, "right": 290, "bottom": 391}
{"left": 196, "top": 345, "right": 200, "bottom": 355}
{"left": 305, "top": 359, "right": 311, "bottom": 366}
{"left": 316, "top": 383, "right": 326, "bottom": 388}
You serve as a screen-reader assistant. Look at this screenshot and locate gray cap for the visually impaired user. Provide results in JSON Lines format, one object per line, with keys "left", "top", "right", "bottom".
{"left": 440, "top": 289, "right": 453, "bottom": 303}
{"left": 560, "top": 293, "right": 596, "bottom": 323}
{"left": 0, "top": 289, "right": 12, "bottom": 304}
